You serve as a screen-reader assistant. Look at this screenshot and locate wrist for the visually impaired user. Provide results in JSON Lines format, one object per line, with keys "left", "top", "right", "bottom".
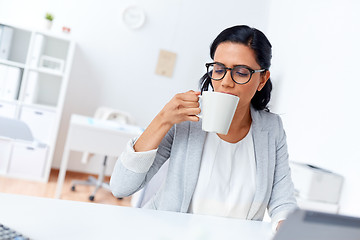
{"left": 156, "top": 110, "right": 173, "bottom": 130}
{"left": 134, "top": 111, "right": 173, "bottom": 152}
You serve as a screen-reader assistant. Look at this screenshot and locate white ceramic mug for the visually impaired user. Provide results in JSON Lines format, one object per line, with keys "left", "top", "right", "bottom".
{"left": 199, "top": 91, "right": 239, "bottom": 135}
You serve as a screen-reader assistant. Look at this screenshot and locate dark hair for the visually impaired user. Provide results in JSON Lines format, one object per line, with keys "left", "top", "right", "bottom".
{"left": 199, "top": 25, "right": 273, "bottom": 111}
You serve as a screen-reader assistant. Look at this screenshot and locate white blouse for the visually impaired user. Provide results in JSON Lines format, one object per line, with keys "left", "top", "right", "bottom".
{"left": 188, "top": 126, "right": 256, "bottom": 219}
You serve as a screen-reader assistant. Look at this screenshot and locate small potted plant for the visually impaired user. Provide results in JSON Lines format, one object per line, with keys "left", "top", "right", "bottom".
{"left": 44, "top": 13, "right": 54, "bottom": 30}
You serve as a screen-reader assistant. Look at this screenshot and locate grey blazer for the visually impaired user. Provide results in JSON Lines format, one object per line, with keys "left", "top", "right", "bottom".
{"left": 110, "top": 107, "right": 297, "bottom": 223}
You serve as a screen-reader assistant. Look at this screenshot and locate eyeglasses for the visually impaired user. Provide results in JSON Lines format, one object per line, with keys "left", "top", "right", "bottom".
{"left": 206, "top": 62, "right": 266, "bottom": 84}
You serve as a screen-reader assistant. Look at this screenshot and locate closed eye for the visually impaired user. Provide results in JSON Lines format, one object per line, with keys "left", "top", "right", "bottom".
{"left": 235, "top": 71, "right": 249, "bottom": 77}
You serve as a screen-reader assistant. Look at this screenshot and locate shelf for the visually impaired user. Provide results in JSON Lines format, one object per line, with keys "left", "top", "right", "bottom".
{"left": 28, "top": 67, "right": 63, "bottom": 77}
{"left": 0, "top": 21, "right": 31, "bottom": 33}
{"left": 20, "top": 102, "right": 57, "bottom": 112}
{"left": 0, "top": 99, "right": 20, "bottom": 105}
{"left": 0, "top": 59, "right": 25, "bottom": 68}
{"left": 0, "top": 21, "right": 74, "bottom": 182}
{"left": 34, "top": 29, "right": 72, "bottom": 42}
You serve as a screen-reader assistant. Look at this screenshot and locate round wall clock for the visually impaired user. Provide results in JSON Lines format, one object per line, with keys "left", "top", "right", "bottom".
{"left": 122, "top": 6, "right": 146, "bottom": 29}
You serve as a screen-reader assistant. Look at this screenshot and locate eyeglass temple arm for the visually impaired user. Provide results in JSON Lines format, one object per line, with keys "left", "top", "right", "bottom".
{"left": 254, "top": 69, "right": 266, "bottom": 73}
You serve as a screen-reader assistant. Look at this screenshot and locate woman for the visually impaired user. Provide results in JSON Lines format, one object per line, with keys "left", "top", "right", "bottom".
{"left": 110, "top": 25, "right": 297, "bottom": 230}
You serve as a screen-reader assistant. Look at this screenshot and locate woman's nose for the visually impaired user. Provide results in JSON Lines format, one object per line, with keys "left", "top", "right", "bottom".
{"left": 221, "top": 70, "right": 235, "bottom": 88}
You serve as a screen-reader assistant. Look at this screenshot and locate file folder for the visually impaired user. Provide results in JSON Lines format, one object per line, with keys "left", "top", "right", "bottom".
{"left": 0, "top": 65, "right": 21, "bottom": 101}
{"left": 29, "top": 34, "right": 44, "bottom": 67}
{"left": 24, "top": 71, "right": 39, "bottom": 104}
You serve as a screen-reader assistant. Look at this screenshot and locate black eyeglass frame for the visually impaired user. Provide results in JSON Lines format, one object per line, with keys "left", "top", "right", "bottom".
{"left": 205, "top": 62, "right": 266, "bottom": 85}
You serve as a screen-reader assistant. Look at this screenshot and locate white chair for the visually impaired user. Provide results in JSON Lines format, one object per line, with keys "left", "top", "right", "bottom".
{"left": 0, "top": 116, "right": 34, "bottom": 142}
{"left": 71, "top": 107, "right": 137, "bottom": 201}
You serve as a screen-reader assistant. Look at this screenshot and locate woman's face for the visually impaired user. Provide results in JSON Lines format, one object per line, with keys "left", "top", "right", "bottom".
{"left": 212, "top": 42, "right": 270, "bottom": 110}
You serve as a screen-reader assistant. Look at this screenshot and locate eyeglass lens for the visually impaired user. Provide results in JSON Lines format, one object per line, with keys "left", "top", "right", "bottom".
{"left": 208, "top": 63, "right": 251, "bottom": 84}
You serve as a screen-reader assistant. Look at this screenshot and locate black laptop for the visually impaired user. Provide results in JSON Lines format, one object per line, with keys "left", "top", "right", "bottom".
{"left": 273, "top": 209, "right": 360, "bottom": 240}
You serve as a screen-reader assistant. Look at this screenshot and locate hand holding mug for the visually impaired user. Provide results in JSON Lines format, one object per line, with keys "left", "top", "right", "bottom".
{"left": 159, "top": 90, "right": 201, "bottom": 126}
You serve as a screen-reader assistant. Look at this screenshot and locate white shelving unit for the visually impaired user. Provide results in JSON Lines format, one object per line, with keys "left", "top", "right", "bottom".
{"left": 0, "top": 22, "right": 75, "bottom": 182}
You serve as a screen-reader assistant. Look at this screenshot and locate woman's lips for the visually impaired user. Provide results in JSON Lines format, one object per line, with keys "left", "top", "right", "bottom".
{"left": 220, "top": 91, "right": 238, "bottom": 97}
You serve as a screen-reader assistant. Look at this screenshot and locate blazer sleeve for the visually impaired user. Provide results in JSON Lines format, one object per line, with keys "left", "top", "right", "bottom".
{"left": 268, "top": 115, "right": 297, "bottom": 226}
{"left": 110, "top": 126, "right": 175, "bottom": 198}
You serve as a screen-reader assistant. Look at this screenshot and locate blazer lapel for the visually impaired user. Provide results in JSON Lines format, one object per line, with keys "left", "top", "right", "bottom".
{"left": 247, "top": 107, "right": 269, "bottom": 219}
{"left": 181, "top": 120, "right": 206, "bottom": 212}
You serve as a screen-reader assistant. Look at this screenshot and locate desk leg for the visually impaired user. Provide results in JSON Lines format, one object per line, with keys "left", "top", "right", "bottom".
{"left": 55, "top": 141, "right": 71, "bottom": 199}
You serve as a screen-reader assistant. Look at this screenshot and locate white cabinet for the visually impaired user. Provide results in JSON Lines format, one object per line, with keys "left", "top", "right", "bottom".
{"left": 19, "top": 106, "right": 56, "bottom": 144}
{"left": 0, "top": 101, "right": 17, "bottom": 118}
{"left": 0, "top": 22, "right": 75, "bottom": 181}
{"left": 7, "top": 141, "right": 48, "bottom": 179}
{"left": 0, "top": 138, "right": 11, "bottom": 174}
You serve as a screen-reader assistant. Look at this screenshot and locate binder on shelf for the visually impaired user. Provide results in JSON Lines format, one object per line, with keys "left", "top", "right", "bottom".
{"left": 29, "top": 34, "right": 44, "bottom": 68}
{"left": 0, "top": 65, "right": 21, "bottom": 101}
{"left": 0, "top": 25, "right": 14, "bottom": 60}
{"left": 24, "top": 71, "right": 39, "bottom": 104}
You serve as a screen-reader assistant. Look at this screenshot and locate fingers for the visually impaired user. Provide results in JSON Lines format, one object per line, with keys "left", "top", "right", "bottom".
{"left": 176, "top": 91, "right": 201, "bottom": 102}
{"left": 160, "top": 90, "right": 202, "bottom": 125}
{"left": 172, "top": 91, "right": 200, "bottom": 109}
{"left": 186, "top": 115, "right": 200, "bottom": 122}
{"left": 179, "top": 106, "right": 201, "bottom": 116}
{"left": 180, "top": 100, "right": 199, "bottom": 108}
{"left": 175, "top": 91, "right": 201, "bottom": 111}
{"left": 177, "top": 106, "right": 201, "bottom": 123}
{"left": 186, "top": 90, "right": 201, "bottom": 95}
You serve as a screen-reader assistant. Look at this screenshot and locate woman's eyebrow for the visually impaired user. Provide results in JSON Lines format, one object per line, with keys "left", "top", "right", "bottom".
{"left": 214, "top": 61, "right": 254, "bottom": 69}
{"left": 233, "top": 64, "right": 251, "bottom": 68}
{"left": 231, "top": 63, "right": 253, "bottom": 69}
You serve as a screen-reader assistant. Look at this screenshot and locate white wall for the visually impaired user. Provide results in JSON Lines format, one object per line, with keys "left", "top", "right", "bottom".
{"left": 0, "top": 0, "right": 270, "bottom": 173}
{"left": 267, "top": 0, "right": 360, "bottom": 217}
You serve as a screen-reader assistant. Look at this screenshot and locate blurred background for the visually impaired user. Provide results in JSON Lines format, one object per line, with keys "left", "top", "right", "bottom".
{"left": 0, "top": 0, "right": 359, "bottom": 218}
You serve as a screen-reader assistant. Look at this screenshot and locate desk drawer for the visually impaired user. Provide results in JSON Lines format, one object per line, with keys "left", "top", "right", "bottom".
{"left": 7, "top": 141, "right": 48, "bottom": 178}
{"left": 19, "top": 106, "right": 56, "bottom": 144}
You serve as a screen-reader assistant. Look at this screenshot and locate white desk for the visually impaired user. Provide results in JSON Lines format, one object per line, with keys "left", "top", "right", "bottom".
{"left": 55, "top": 114, "right": 143, "bottom": 198}
{"left": 0, "top": 193, "right": 273, "bottom": 240}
